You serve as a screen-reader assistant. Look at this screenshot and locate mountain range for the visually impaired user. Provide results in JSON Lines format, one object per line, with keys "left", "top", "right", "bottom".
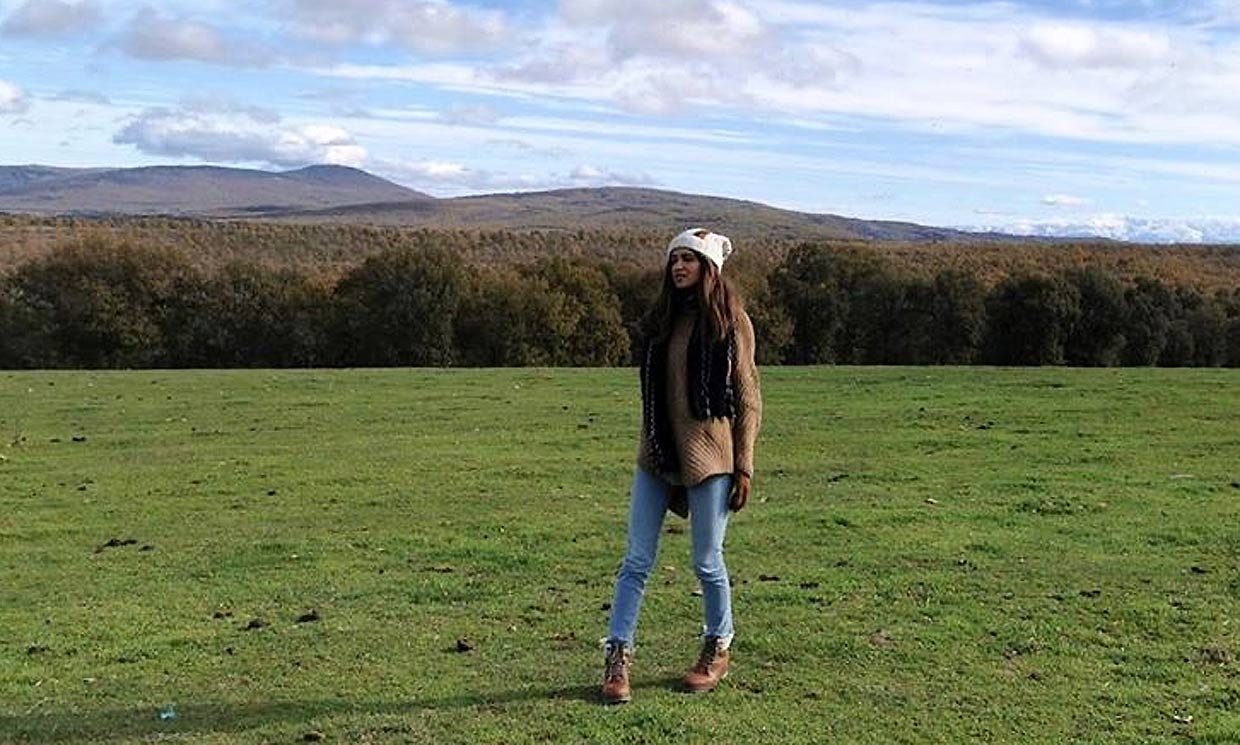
{"left": 2, "top": 164, "right": 1237, "bottom": 244}
{"left": 0, "top": 164, "right": 426, "bottom": 216}
{"left": 0, "top": 164, "right": 1014, "bottom": 243}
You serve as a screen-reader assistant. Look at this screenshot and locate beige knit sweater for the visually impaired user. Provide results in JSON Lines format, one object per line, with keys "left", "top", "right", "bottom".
{"left": 636, "top": 308, "right": 762, "bottom": 486}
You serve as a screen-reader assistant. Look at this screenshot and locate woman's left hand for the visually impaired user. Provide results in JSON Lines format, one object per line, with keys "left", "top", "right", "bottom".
{"left": 729, "top": 472, "right": 751, "bottom": 512}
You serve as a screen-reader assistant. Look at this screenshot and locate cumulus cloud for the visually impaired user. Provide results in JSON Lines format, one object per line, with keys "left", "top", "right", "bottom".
{"left": 117, "top": 8, "right": 273, "bottom": 66}
{"left": 497, "top": 0, "right": 855, "bottom": 114}
{"left": 279, "top": 0, "right": 508, "bottom": 54}
{"left": 500, "top": 44, "right": 610, "bottom": 84}
{"left": 424, "top": 1, "right": 1234, "bottom": 143}
{"left": 768, "top": 43, "right": 860, "bottom": 89}
{"left": 0, "top": 80, "right": 30, "bottom": 113}
{"left": 748, "top": 4, "right": 1240, "bottom": 145}
{"left": 1042, "top": 193, "right": 1090, "bottom": 207}
{"left": 1019, "top": 23, "right": 1174, "bottom": 69}
{"left": 27, "top": 0, "right": 1240, "bottom": 165}
{"left": 560, "top": 0, "right": 768, "bottom": 61}
{"left": 611, "top": 61, "right": 736, "bottom": 115}
{"left": 113, "top": 106, "right": 365, "bottom": 167}
{"left": 315, "top": 0, "right": 1240, "bottom": 149}
{"left": 0, "top": 0, "right": 100, "bottom": 37}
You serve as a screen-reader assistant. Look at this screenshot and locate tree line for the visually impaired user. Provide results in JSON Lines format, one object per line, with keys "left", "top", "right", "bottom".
{"left": 1, "top": 236, "right": 1237, "bottom": 368}
{"left": 5, "top": 215, "right": 1240, "bottom": 292}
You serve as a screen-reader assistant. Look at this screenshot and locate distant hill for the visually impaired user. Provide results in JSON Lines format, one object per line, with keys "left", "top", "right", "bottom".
{"left": 0, "top": 164, "right": 1021, "bottom": 243}
{"left": 0, "top": 165, "right": 116, "bottom": 192}
{"left": 0, "top": 164, "right": 429, "bottom": 216}
{"left": 276, "top": 186, "right": 999, "bottom": 243}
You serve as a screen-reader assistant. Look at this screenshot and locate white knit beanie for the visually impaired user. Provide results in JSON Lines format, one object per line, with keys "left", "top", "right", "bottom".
{"left": 667, "top": 228, "right": 733, "bottom": 271}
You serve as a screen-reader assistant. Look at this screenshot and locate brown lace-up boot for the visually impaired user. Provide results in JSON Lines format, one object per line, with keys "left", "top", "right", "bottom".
{"left": 600, "top": 640, "right": 633, "bottom": 704}
{"left": 682, "top": 636, "right": 730, "bottom": 693}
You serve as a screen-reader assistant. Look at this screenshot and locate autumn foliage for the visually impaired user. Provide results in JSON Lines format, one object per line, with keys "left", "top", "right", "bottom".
{"left": 1, "top": 231, "right": 1238, "bottom": 368}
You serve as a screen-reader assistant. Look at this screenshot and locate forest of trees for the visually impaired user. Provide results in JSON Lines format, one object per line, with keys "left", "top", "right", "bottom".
{"left": 1, "top": 235, "right": 1238, "bottom": 368}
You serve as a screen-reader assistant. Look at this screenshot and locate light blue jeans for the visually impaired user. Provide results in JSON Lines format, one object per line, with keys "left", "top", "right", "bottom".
{"left": 607, "top": 468, "right": 734, "bottom": 648}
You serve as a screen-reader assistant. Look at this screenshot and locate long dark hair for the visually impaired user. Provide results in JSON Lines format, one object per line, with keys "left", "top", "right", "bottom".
{"left": 641, "top": 250, "right": 743, "bottom": 345}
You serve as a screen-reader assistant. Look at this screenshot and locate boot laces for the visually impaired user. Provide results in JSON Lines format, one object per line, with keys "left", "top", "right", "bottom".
{"left": 604, "top": 643, "right": 629, "bottom": 682}
{"left": 694, "top": 637, "right": 722, "bottom": 673}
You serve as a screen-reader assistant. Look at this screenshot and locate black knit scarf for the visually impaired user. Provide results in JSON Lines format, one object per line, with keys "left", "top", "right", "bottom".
{"left": 640, "top": 302, "right": 737, "bottom": 475}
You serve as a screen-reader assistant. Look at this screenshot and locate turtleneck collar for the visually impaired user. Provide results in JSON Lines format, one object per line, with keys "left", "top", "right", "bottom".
{"left": 675, "top": 289, "right": 699, "bottom": 314}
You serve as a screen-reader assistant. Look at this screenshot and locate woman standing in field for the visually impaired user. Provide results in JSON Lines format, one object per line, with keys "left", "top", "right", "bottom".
{"left": 601, "top": 228, "right": 763, "bottom": 704}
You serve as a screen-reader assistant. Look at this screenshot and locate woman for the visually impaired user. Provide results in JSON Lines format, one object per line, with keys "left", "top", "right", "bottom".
{"left": 601, "top": 227, "right": 763, "bottom": 703}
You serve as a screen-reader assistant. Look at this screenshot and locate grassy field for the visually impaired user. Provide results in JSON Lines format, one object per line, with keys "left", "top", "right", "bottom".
{"left": 1, "top": 366, "right": 1237, "bottom": 744}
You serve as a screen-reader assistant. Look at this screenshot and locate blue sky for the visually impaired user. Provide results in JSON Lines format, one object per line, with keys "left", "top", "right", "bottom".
{"left": 4, "top": 0, "right": 1240, "bottom": 240}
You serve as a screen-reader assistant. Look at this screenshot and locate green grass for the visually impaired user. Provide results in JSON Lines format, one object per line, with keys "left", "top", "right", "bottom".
{"left": 1, "top": 366, "right": 1238, "bottom": 744}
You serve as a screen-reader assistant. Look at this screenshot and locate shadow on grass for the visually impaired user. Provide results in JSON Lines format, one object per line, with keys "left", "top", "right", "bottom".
{"left": 0, "top": 677, "right": 683, "bottom": 741}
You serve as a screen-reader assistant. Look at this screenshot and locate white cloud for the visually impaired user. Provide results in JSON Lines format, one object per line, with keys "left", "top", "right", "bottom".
{"left": 768, "top": 43, "right": 859, "bottom": 89}
{"left": 0, "top": 0, "right": 100, "bottom": 37}
{"left": 1019, "top": 23, "right": 1174, "bottom": 69}
{"left": 610, "top": 61, "right": 735, "bottom": 115}
{"left": 313, "top": 71, "right": 761, "bottom": 144}
{"left": 499, "top": 43, "right": 611, "bottom": 84}
{"left": 567, "top": 163, "right": 655, "bottom": 186}
{"left": 1042, "top": 193, "right": 1090, "bottom": 207}
{"left": 113, "top": 106, "right": 366, "bottom": 167}
{"left": 278, "top": 0, "right": 508, "bottom": 54}
{"left": 560, "top": 0, "right": 769, "bottom": 61}
{"left": 373, "top": 156, "right": 656, "bottom": 194}
{"left": 117, "top": 7, "right": 273, "bottom": 66}
{"left": 376, "top": 157, "right": 536, "bottom": 191}
{"left": 11, "top": 0, "right": 1240, "bottom": 229}
{"left": 416, "top": 161, "right": 469, "bottom": 178}
{"left": 991, "top": 214, "right": 1240, "bottom": 243}
{"left": 400, "top": 1, "right": 1240, "bottom": 144}
{"left": 0, "top": 79, "right": 29, "bottom": 113}
{"left": 499, "top": 0, "right": 853, "bottom": 113}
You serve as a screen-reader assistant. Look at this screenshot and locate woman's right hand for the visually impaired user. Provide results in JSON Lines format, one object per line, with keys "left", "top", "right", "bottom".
{"left": 729, "top": 472, "right": 751, "bottom": 512}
